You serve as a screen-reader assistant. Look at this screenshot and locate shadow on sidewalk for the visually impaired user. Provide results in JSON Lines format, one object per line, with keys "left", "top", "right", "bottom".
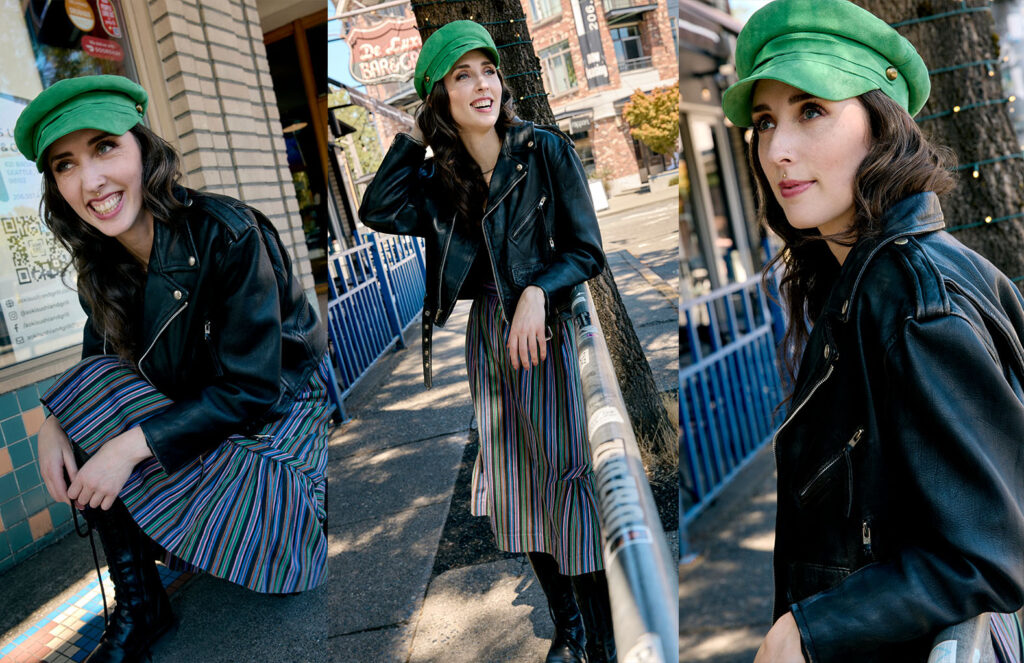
{"left": 680, "top": 445, "right": 777, "bottom": 663}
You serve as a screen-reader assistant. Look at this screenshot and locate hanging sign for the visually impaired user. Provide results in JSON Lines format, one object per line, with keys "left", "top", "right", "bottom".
{"left": 65, "top": 0, "right": 96, "bottom": 33}
{"left": 97, "top": 0, "right": 123, "bottom": 39}
{"left": 82, "top": 36, "right": 124, "bottom": 62}
{"left": 571, "top": 0, "right": 610, "bottom": 88}
{"left": 345, "top": 19, "right": 422, "bottom": 85}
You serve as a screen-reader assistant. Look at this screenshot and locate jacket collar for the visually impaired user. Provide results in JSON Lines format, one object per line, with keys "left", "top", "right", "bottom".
{"left": 482, "top": 121, "right": 536, "bottom": 220}
{"left": 825, "top": 192, "right": 946, "bottom": 323}
{"left": 151, "top": 186, "right": 200, "bottom": 273}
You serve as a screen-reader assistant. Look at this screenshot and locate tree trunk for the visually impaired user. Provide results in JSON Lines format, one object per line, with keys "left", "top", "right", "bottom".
{"left": 412, "top": 2, "right": 678, "bottom": 478}
{"left": 854, "top": 0, "right": 1024, "bottom": 282}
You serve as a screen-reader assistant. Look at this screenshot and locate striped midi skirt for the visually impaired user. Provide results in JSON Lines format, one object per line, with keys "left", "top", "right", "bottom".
{"left": 41, "top": 354, "right": 331, "bottom": 594}
{"left": 466, "top": 286, "right": 603, "bottom": 576}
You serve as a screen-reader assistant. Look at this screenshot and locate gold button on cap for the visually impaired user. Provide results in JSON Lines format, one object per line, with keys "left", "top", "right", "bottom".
{"left": 885, "top": 66, "right": 898, "bottom": 81}
{"left": 173, "top": 290, "right": 183, "bottom": 300}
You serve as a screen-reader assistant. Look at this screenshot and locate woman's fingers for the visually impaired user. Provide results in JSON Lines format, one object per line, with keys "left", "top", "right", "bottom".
{"left": 508, "top": 334, "right": 520, "bottom": 370}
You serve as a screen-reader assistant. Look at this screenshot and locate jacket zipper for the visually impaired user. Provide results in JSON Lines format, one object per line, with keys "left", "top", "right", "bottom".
{"left": 796, "top": 426, "right": 863, "bottom": 505}
{"left": 137, "top": 302, "right": 188, "bottom": 384}
{"left": 772, "top": 362, "right": 835, "bottom": 457}
{"left": 509, "top": 195, "right": 546, "bottom": 240}
{"left": 478, "top": 168, "right": 528, "bottom": 322}
{"left": 862, "top": 518, "right": 873, "bottom": 559}
{"left": 435, "top": 213, "right": 456, "bottom": 322}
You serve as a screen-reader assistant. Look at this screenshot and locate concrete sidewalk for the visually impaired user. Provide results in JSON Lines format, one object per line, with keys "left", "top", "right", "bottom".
{"left": 679, "top": 445, "right": 776, "bottom": 663}
{"left": 328, "top": 188, "right": 681, "bottom": 661}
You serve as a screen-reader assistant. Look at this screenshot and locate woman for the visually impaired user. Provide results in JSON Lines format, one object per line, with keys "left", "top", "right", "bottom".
{"left": 358, "top": 21, "right": 614, "bottom": 663}
{"left": 719, "top": 1, "right": 1024, "bottom": 661}
{"left": 15, "top": 75, "right": 330, "bottom": 663}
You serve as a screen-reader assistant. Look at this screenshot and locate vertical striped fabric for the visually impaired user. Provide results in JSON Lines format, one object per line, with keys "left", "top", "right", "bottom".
{"left": 42, "top": 355, "right": 331, "bottom": 594}
{"left": 993, "top": 612, "right": 1023, "bottom": 663}
{"left": 465, "top": 286, "right": 603, "bottom": 576}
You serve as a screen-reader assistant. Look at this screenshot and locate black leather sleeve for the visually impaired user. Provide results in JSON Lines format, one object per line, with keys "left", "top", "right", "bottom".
{"left": 529, "top": 138, "right": 605, "bottom": 303}
{"left": 792, "top": 313, "right": 1024, "bottom": 661}
{"left": 138, "top": 224, "right": 284, "bottom": 474}
{"left": 358, "top": 133, "right": 431, "bottom": 237}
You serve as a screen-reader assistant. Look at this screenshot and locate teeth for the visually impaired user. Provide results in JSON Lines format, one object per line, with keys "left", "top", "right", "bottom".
{"left": 91, "top": 193, "right": 122, "bottom": 215}
{"left": 472, "top": 100, "right": 492, "bottom": 108}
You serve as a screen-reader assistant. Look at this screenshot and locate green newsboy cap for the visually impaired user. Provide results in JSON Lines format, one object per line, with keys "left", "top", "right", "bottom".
{"left": 15, "top": 74, "right": 148, "bottom": 172}
{"left": 414, "top": 20, "right": 499, "bottom": 100}
{"left": 721, "top": 0, "right": 929, "bottom": 127}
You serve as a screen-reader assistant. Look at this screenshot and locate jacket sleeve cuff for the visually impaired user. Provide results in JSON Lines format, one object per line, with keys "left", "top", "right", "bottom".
{"left": 790, "top": 603, "right": 818, "bottom": 663}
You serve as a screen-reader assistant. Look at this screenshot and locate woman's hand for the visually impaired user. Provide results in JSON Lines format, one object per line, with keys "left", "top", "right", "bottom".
{"left": 508, "top": 285, "right": 547, "bottom": 370}
{"left": 38, "top": 415, "right": 79, "bottom": 505}
{"left": 67, "top": 426, "right": 152, "bottom": 511}
{"left": 754, "top": 612, "right": 806, "bottom": 663}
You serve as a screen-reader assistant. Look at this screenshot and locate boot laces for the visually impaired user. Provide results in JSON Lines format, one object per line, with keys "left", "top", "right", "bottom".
{"left": 72, "top": 505, "right": 110, "bottom": 630}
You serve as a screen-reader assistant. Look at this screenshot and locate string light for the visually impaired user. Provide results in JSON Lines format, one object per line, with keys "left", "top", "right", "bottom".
{"left": 928, "top": 58, "right": 1000, "bottom": 76}
{"left": 917, "top": 96, "right": 1016, "bottom": 122}
{"left": 948, "top": 211, "right": 1024, "bottom": 232}
{"left": 497, "top": 39, "right": 534, "bottom": 49}
{"left": 517, "top": 92, "right": 549, "bottom": 101}
{"left": 503, "top": 69, "right": 542, "bottom": 79}
{"left": 889, "top": 1, "right": 992, "bottom": 29}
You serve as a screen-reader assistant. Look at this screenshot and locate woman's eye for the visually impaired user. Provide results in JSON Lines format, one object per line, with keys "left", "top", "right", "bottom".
{"left": 753, "top": 116, "right": 774, "bottom": 133}
{"left": 97, "top": 141, "right": 116, "bottom": 155}
{"left": 455, "top": 72, "right": 468, "bottom": 81}
{"left": 53, "top": 160, "right": 72, "bottom": 174}
{"left": 801, "top": 104, "right": 824, "bottom": 120}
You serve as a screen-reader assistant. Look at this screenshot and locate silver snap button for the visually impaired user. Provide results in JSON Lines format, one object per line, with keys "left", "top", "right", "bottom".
{"left": 515, "top": 164, "right": 523, "bottom": 171}
{"left": 424, "top": 309, "right": 431, "bottom": 318}
{"left": 188, "top": 256, "right": 196, "bottom": 266}
{"left": 173, "top": 290, "right": 183, "bottom": 300}
{"left": 527, "top": 140, "right": 534, "bottom": 148}
{"left": 894, "top": 238, "right": 908, "bottom": 245}
{"left": 824, "top": 346, "right": 831, "bottom": 359}
{"left": 548, "top": 238, "right": 555, "bottom": 248}
{"left": 841, "top": 300, "right": 849, "bottom": 315}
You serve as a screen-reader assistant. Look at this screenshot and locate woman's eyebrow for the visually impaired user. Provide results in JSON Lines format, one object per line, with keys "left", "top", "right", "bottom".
{"left": 751, "top": 92, "right": 816, "bottom": 114}
{"left": 49, "top": 133, "right": 117, "bottom": 163}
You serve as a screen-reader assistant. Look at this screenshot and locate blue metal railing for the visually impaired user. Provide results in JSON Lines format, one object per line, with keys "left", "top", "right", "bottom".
{"left": 326, "top": 232, "right": 426, "bottom": 422}
{"left": 679, "top": 276, "right": 785, "bottom": 545}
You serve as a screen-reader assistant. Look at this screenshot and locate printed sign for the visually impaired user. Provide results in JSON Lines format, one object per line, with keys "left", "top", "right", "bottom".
{"left": 346, "top": 19, "right": 422, "bottom": 85}
{"left": 97, "top": 0, "right": 122, "bottom": 39}
{"left": 0, "top": 95, "right": 85, "bottom": 363}
{"left": 65, "top": 0, "right": 96, "bottom": 33}
{"left": 571, "top": 0, "right": 610, "bottom": 88}
{"left": 82, "top": 36, "right": 124, "bottom": 62}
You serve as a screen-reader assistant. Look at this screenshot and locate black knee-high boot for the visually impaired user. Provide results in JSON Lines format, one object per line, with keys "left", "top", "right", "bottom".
{"left": 572, "top": 571, "right": 616, "bottom": 663}
{"left": 528, "top": 552, "right": 587, "bottom": 663}
{"left": 81, "top": 501, "right": 176, "bottom": 663}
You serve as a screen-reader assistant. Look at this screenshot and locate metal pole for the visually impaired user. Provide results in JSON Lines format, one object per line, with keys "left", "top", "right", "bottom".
{"left": 571, "top": 283, "right": 679, "bottom": 663}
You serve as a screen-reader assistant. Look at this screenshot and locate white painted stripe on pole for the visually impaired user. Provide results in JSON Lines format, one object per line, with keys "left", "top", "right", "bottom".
{"left": 624, "top": 633, "right": 665, "bottom": 663}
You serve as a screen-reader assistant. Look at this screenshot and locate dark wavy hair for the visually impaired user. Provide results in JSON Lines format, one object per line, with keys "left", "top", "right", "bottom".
{"left": 42, "top": 123, "right": 185, "bottom": 361}
{"left": 416, "top": 56, "right": 518, "bottom": 232}
{"left": 750, "top": 89, "right": 956, "bottom": 382}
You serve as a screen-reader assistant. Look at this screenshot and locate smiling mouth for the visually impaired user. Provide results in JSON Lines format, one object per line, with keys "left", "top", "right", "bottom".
{"left": 471, "top": 99, "right": 493, "bottom": 110}
{"left": 89, "top": 192, "right": 123, "bottom": 216}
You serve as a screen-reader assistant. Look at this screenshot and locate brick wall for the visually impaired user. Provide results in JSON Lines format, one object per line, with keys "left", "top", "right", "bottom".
{"left": 147, "top": 0, "right": 313, "bottom": 292}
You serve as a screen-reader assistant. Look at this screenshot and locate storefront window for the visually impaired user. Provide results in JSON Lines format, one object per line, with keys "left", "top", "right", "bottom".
{"left": 0, "top": 0, "right": 137, "bottom": 369}
{"left": 611, "top": 24, "right": 650, "bottom": 71}
{"left": 529, "top": 0, "right": 562, "bottom": 22}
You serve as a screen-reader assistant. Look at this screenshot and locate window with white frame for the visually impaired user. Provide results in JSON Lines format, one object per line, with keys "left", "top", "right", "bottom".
{"left": 529, "top": 0, "right": 562, "bottom": 22}
{"left": 540, "top": 40, "right": 578, "bottom": 95}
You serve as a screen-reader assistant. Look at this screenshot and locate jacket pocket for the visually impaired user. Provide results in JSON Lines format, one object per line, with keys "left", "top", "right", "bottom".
{"left": 797, "top": 426, "right": 864, "bottom": 515}
{"left": 511, "top": 262, "right": 547, "bottom": 288}
{"left": 786, "top": 561, "right": 853, "bottom": 605}
{"left": 509, "top": 195, "right": 547, "bottom": 241}
{"left": 203, "top": 320, "right": 225, "bottom": 377}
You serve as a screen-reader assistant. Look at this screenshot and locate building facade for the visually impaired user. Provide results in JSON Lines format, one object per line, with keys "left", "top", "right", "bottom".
{"left": 0, "top": 0, "right": 324, "bottom": 573}
{"left": 335, "top": 0, "right": 679, "bottom": 201}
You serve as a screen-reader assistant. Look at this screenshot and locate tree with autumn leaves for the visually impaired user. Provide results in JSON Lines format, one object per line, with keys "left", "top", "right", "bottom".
{"left": 623, "top": 83, "right": 680, "bottom": 157}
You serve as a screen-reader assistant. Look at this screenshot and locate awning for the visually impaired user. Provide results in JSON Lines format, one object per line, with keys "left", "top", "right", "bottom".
{"left": 605, "top": 3, "right": 658, "bottom": 26}
{"left": 678, "top": 0, "right": 742, "bottom": 60}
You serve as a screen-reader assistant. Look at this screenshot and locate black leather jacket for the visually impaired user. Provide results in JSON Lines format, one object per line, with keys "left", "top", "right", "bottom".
{"left": 358, "top": 121, "right": 605, "bottom": 387}
{"left": 773, "top": 193, "right": 1024, "bottom": 661}
{"left": 81, "top": 187, "right": 327, "bottom": 474}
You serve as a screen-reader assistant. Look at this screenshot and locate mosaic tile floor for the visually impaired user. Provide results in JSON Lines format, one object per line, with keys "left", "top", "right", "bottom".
{"left": 1, "top": 566, "right": 190, "bottom": 663}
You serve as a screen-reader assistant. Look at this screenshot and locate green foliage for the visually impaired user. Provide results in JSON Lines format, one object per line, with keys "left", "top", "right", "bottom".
{"left": 329, "top": 89, "right": 383, "bottom": 178}
{"left": 622, "top": 83, "right": 679, "bottom": 156}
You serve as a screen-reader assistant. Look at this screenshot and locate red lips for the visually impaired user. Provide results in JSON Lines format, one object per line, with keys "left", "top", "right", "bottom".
{"left": 778, "top": 179, "right": 813, "bottom": 199}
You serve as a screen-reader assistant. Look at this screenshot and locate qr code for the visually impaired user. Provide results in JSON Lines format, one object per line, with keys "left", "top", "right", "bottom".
{"left": 3, "top": 214, "right": 68, "bottom": 284}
